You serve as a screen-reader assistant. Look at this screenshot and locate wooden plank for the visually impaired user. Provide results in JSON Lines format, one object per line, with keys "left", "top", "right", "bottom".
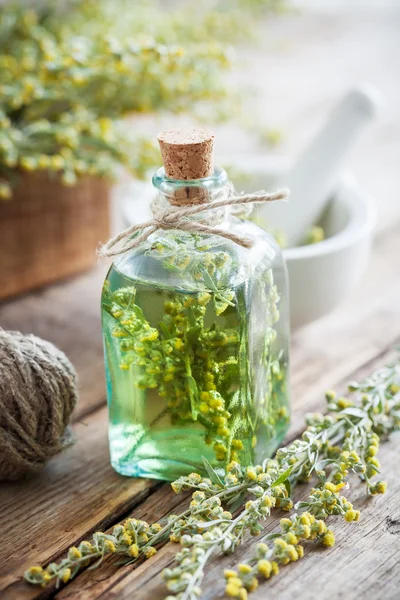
{"left": 0, "top": 405, "right": 157, "bottom": 598}
{"left": 0, "top": 265, "right": 109, "bottom": 419}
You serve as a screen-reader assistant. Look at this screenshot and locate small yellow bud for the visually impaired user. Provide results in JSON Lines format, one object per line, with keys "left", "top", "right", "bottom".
{"left": 42, "top": 572, "right": 52, "bottom": 583}
{"left": 28, "top": 566, "right": 43, "bottom": 576}
{"left": 372, "top": 480, "right": 387, "bottom": 495}
{"left": 227, "top": 461, "right": 240, "bottom": 473}
{"left": 79, "top": 541, "right": 93, "bottom": 553}
{"left": 337, "top": 397, "right": 353, "bottom": 409}
{"left": 324, "top": 481, "right": 344, "bottom": 493}
{"left": 224, "top": 569, "right": 238, "bottom": 579}
{"left": 322, "top": 530, "right": 335, "bottom": 547}
{"left": 247, "top": 577, "right": 258, "bottom": 592}
{"left": 144, "top": 546, "right": 157, "bottom": 558}
{"left": 174, "top": 338, "right": 184, "bottom": 350}
{"left": 232, "top": 439, "right": 244, "bottom": 450}
{"left": 280, "top": 517, "right": 292, "bottom": 530}
{"left": 284, "top": 532, "right": 298, "bottom": 545}
{"left": 301, "top": 525, "right": 311, "bottom": 539}
{"left": 274, "top": 538, "right": 287, "bottom": 550}
{"left": 61, "top": 568, "right": 71, "bottom": 583}
{"left": 217, "top": 426, "right": 229, "bottom": 437}
{"left": 238, "top": 563, "right": 252, "bottom": 574}
{"left": 120, "top": 532, "right": 132, "bottom": 546}
{"left": 103, "top": 540, "right": 116, "bottom": 553}
{"left": 314, "top": 520, "right": 327, "bottom": 535}
{"left": 209, "top": 397, "right": 224, "bottom": 409}
{"left": 225, "top": 582, "right": 241, "bottom": 597}
{"left": 227, "top": 576, "right": 243, "bottom": 587}
{"left": 257, "top": 559, "right": 272, "bottom": 578}
{"left": 128, "top": 543, "right": 139, "bottom": 558}
{"left": 286, "top": 544, "right": 299, "bottom": 561}
{"left": 261, "top": 495, "right": 274, "bottom": 508}
{"left": 345, "top": 509, "right": 358, "bottom": 522}
{"left": 68, "top": 546, "right": 82, "bottom": 560}
{"left": 271, "top": 561, "right": 279, "bottom": 575}
{"left": 246, "top": 467, "right": 257, "bottom": 481}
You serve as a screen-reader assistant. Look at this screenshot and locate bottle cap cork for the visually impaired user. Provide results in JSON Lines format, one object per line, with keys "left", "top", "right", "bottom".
{"left": 157, "top": 128, "right": 214, "bottom": 180}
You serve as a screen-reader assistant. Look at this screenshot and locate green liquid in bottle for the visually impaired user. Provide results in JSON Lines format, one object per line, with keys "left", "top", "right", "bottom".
{"left": 102, "top": 252, "right": 289, "bottom": 481}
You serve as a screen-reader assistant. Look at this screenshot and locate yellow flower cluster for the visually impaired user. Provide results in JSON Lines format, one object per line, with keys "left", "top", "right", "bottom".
{"left": 25, "top": 517, "right": 162, "bottom": 587}
{"left": 225, "top": 511, "right": 336, "bottom": 596}
{"left": 2, "top": 0, "right": 276, "bottom": 198}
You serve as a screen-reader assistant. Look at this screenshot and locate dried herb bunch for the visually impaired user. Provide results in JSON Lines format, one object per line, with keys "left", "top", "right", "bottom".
{"left": 0, "top": 0, "right": 284, "bottom": 199}
{"left": 25, "top": 359, "right": 399, "bottom": 596}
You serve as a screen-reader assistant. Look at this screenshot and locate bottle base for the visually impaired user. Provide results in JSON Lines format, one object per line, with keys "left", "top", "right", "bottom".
{"left": 109, "top": 420, "right": 290, "bottom": 481}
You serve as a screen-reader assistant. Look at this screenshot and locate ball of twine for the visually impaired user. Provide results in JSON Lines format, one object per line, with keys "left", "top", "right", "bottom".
{"left": 0, "top": 330, "right": 78, "bottom": 481}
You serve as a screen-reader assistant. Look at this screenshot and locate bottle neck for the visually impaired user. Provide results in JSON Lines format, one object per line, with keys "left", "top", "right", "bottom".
{"left": 152, "top": 166, "right": 230, "bottom": 207}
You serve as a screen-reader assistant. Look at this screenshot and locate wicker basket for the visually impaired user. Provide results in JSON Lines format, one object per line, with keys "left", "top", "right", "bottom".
{"left": 0, "top": 172, "right": 110, "bottom": 299}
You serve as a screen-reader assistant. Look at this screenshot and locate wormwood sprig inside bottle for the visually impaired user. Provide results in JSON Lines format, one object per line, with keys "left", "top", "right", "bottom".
{"left": 25, "top": 359, "right": 400, "bottom": 596}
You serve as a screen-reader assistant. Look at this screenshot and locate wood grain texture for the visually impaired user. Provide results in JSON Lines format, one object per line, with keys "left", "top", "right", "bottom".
{"left": 0, "top": 406, "right": 157, "bottom": 598}
{"left": 0, "top": 174, "right": 110, "bottom": 300}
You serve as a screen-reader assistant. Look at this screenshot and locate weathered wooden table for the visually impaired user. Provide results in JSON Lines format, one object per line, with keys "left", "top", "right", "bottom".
{"left": 1, "top": 220, "right": 400, "bottom": 600}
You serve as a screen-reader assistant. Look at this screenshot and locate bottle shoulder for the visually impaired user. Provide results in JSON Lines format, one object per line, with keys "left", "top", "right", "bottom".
{"left": 110, "top": 219, "right": 283, "bottom": 292}
{"left": 227, "top": 216, "right": 283, "bottom": 256}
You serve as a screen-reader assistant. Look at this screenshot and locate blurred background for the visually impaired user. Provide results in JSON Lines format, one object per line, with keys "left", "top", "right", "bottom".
{"left": 0, "top": 0, "right": 399, "bottom": 325}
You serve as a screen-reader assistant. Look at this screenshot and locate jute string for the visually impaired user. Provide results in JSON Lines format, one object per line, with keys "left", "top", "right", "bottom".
{"left": 0, "top": 330, "right": 78, "bottom": 481}
{"left": 99, "top": 188, "right": 289, "bottom": 258}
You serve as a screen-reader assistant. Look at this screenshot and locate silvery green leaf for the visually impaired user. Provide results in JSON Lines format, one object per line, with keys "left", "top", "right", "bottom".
{"left": 340, "top": 407, "right": 367, "bottom": 418}
{"left": 229, "top": 493, "right": 246, "bottom": 513}
{"left": 201, "top": 456, "right": 224, "bottom": 487}
{"left": 248, "top": 485, "right": 264, "bottom": 496}
{"left": 271, "top": 466, "right": 293, "bottom": 487}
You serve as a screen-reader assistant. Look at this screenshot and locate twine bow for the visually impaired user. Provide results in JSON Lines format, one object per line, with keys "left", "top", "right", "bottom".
{"left": 99, "top": 188, "right": 289, "bottom": 258}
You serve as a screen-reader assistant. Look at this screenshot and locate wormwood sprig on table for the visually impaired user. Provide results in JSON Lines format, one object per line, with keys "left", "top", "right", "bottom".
{"left": 25, "top": 360, "right": 400, "bottom": 597}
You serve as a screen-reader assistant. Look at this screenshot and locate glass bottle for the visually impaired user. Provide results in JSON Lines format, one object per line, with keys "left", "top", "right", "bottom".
{"left": 101, "top": 129, "right": 290, "bottom": 481}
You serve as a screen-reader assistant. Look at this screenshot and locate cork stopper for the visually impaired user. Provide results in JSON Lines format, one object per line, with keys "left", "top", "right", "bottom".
{"left": 157, "top": 128, "right": 214, "bottom": 180}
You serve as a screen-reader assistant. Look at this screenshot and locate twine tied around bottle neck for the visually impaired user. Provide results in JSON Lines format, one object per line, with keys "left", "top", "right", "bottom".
{"left": 98, "top": 188, "right": 289, "bottom": 258}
